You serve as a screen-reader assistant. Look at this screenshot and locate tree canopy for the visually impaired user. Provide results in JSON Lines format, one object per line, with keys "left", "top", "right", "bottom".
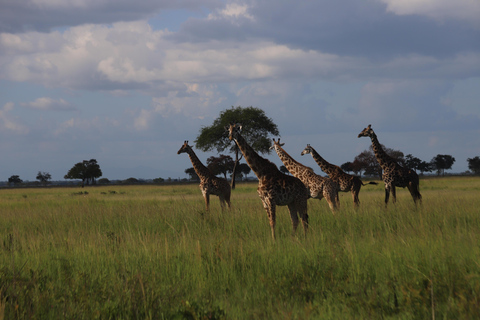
{"left": 431, "top": 154, "right": 456, "bottom": 176}
{"left": 195, "top": 106, "right": 279, "bottom": 155}
{"left": 467, "top": 156, "right": 480, "bottom": 175}
{"left": 195, "top": 106, "right": 279, "bottom": 188}
{"left": 64, "top": 159, "right": 102, "bottom": 187}
{"left": 353, "top": 145, "right": 405, "bottom": 177}
{"left": 206, "top": 154, "right": 235, "bottom": 179}
{"left": 8, "top": 175, "right": 22, "bottom": 186}
{"left": 36, "top": 171, "right": 52, "bottom": 186}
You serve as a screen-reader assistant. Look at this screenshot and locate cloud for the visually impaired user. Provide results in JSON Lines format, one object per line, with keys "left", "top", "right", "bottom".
{"left": 173, "top": 0, "right": 480, "bottom": 58}
{"left": 2, "top": 19, "right": 477, "bottom": 98}
{"left": 346, "top": 79, "right": 480, "bottom": 133}
{"left": 0, "top": 0, "right": 221, "bottom": 33}
{"left": 21, "top": 97, "right": 76, "bottom": 111}
{"left": 379, "top": 0, "right": 480, "bottom": 28}
{"left": 0, "top": 103, "right": 29, "bottom": 134}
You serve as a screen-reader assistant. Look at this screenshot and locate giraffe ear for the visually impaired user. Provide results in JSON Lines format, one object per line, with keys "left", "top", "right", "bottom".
{"left": 367, "top": 124, "right": 371, "bottom": 129}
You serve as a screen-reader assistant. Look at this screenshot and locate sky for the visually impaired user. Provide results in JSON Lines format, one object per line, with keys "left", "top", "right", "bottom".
{"left": 0, "top": 0, "right": 479, "bottom": 181}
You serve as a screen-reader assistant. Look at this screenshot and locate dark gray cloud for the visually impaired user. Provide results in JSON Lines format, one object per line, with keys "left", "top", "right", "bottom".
{"left": 172, "top": 0, "right": 480, "bottom": 59}
{"left": 0, "top": 0, "right": 220, "bottom": 33}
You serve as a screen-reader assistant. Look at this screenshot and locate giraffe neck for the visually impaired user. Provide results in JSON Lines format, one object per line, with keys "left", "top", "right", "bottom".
{"left": 369, "top": 132, "right": 392, "bottom": 169}
{"left": 186, "top": 149, "right": 212, "bottom": 179}
{"left": 309, "top": 147, "right": 337, "bottom": 176}
{"left": 233, "top": 134, "right": 275, "bottom": 178}
{"left": 274, "top": 145, "right": 309, "bottom": 176}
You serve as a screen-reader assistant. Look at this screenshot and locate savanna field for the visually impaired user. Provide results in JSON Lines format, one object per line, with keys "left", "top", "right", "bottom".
{"left": 1, "top": 176, "right": 480, "bottom": 319}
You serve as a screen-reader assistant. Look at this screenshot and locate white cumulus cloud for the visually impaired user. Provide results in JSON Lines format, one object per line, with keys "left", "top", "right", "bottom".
{"left": 21, "top": 97, "right": 75, "bottom": 111}
{"left": 379, "top": 0, "right": 480, "bottom": 27}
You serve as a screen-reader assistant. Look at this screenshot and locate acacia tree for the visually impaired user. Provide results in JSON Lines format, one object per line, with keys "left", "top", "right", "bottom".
{"left": 64, "top": 159, "right": 102, "bottom": 187}
{"left": 405, "top": 154, "right": 422, "bottom": 172}
{"left": 8, "top": 175, "right": 23, "bottom": 186}
{"left": 353, "top": 145, "right": 405, "bottom": 178}
{"left": 467, "top": 156, "right": 480, "bottom": 175}
{"left": 185, "top": 167, "right": 199, "bottom": 181}
{"left": 236, "top": 163, "right": 251, "bottom": 180}
{"left": 417, "top": 160, "right": 433, "bottom": 175}
{"left": 36, "top": 171, "right": 52, "bottom": 186}
{"left": 195, "top": 106, "right": 279, "bottom": 189}
{"left": 431, "top": 154, "right": 455, "bottom": 176}
{"left": 340, "top": 162, "right": 354, "bottom": 174}
{"left": 206, "top": 154, "right": 235, "bottom": 179}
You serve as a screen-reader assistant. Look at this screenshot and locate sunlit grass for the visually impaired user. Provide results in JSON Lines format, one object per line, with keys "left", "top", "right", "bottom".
{"left": 1, "top": 177, "right": 480, "bottom": 319}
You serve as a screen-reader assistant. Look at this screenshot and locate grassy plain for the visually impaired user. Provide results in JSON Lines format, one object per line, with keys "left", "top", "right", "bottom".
{"left": 0, "top": 176, "right": 480, "bottom": 319}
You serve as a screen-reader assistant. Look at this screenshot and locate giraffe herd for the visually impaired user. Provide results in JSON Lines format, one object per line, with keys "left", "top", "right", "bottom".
{"left": 178, "top": 123, "right": 422, "bottom": 240}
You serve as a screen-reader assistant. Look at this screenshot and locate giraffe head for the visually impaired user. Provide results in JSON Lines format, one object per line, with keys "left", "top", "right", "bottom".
{"left": 269, "top": 138, "right": 285, "bottom": 150}
{"left": 177, "top": 140, "right": 192, "bottom": 154}
{"left": 226, "top": 123, "right": 242, "bottom": 141}
{"left": 300, "top": 144, "right": 313, "bottom": 156}
{"left": 358, "top": 124, "right": 374, "bottom": 138}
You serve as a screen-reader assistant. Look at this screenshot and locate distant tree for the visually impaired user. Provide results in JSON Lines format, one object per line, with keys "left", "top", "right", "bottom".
{"left": 340, "top": 162, "right": 354, "bottom": 173}
{"left": 36, "top": 171, "right": 52, "bottom": 186}
{"left": 236, "top": 163, "right": 252, "bottom": 180}
{"left": 195, "top": 106, "right": 279, "bottom": 189}
{"left": 123, "top": 177, "right": 139, "bottom": 184}
{"left": 467, "top": 156, "right": 480, "bottom": 175}
{"left": 206, "top": 154, "right": 235, "bottom": 179}
{"left": 8, "top": 175, "right": 23, "bottom": 186}
{"left": 404, "top": 154, "right": 422, "bottom": 172}
{"left": 280, "top": 165, "right": 290, "bottom": 175}
{"left": 153, "top": 177, "right": 165, "bottom": 184}
{"left": 417, "top": 161, "right": 433, "bottom": 175}
{"left": 353, "top": 145, "right": 405, "bottom": 178}
{"left": 185, "top": 167, "right": 199, "bottom": 181}
{"left": 431, "top": 154, "right": 456, "bottom": 176}
{"left": 84, "top": 159, "right": 102, "bottom": 185}
{"left": 353, "top": 150, "right": 378, "bottom": 177}
{"left": 98, "top": 178, "right": 110, "bottom": 184}
{"left": 64, "top": 159, "right": 102, "bottom": 187}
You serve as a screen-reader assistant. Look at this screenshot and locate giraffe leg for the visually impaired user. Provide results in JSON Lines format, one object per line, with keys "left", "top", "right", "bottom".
{"left": 287, "top": 203, "right": 300, "bottom": 235}
{"left": 261, "top": 196, "right": 276, "bottom": 240}
{"left": 295, "top": 199, "right": 309, "bottom": 237}
{"left": 352, "top": 189, "right": 360, "bottom": 208}
{"left": 202, "top": 189, "right": 210, "bottom": 211}
{"left": 267, "top": 204, "right": 276, "bottom": 240}
{"left": 324, "top": 189, "right": 338, "bottom": 214}
{"left": 384, "top": 186, "right": 390, "bottom": 207}
{"left": 407, "top": 182, "right": 422, "bottom": 206}
{"left": 218, "top": 195, "right": 226, "bottom": 211}
{"left": 391, "top": 186, "right": 397, "bottom": 204}
{"left": 225, "top": 191, "right": 232, "bottom": 210}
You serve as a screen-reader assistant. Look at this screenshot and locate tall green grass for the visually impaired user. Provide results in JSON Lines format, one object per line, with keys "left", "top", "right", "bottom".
{"left": 1, "top": 177, "right": 480, "bottom": 319}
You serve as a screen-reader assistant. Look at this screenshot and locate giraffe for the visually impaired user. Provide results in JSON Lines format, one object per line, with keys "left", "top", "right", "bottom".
{"left": 227, "top": 124, "right": 309, "bottom": 240}
{"left": 271, "top": 139, "right": 338, "bottom": 213}
{"left": 177, "top": 141, "right": 231, "bottom": 211}
{"left": 357, "top": 125, "right": 422, "bottom": 206}
{"left": 301, "top": 144, "right": 377, "bottom": 208}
